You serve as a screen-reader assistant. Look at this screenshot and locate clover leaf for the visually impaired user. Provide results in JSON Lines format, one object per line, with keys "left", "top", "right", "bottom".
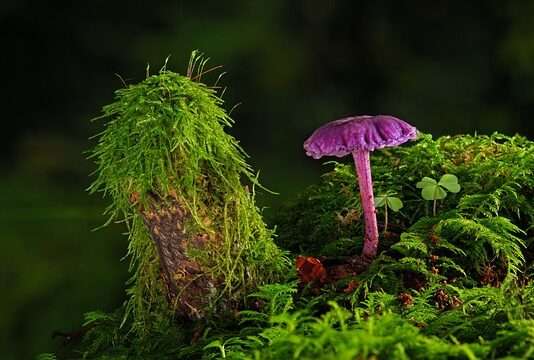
{"left": 375, "top": 192, "right": 403, "bottom": 233}
{"left": 375, "top": 193, "right": 403, "bottom": 212}
{"left": 439, "top": 174, "right": 461, "bottom": 193}
{"left": 416, "top": 174, "right": 460, "bottom": 215}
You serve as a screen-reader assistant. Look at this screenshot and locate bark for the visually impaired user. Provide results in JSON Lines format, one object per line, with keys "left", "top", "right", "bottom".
{"left": 134, "top": 192, "right": 219, "bottom": 321}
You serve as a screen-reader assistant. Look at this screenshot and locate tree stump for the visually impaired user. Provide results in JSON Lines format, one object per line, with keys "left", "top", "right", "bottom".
{"left": 134, "top": 191, "right": 219, "bottom": 320}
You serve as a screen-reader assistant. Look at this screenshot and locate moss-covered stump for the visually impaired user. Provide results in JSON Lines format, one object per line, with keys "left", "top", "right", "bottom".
{"left": 88, "top": 56, "right": 289, "bottom": 332}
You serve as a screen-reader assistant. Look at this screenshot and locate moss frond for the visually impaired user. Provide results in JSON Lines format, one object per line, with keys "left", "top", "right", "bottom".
{"left": 436, "top": 216, "right": 525, "bottom": 279}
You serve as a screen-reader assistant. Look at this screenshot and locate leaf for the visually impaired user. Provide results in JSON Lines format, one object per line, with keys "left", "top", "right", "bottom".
{"left": 375, "top": 195, "right": 386, "bottom": 208}
{"left": 439, "top": 174, "right": 461, "bottom": 193}
{"left": 375, "top": 193, "right": 403, "bottom": 211}
{"left": 393, "top": 232, "right": 429, "bottom": 255}
{"left": 387, "top": 197, "right": 403, "bottom": 212}
{"left": 422, "top": 185, "right": 447, "bottom": 200}
{"left": 416, "top": 177, "right": 437, "bottom": 188}
{"left": 295, "top": 256, "right": 327, "bottom": 285}
{"left": 418, "top": 175, "right": 460, "bottom": 201}
{"left": 203, "top": 339, "right": 223, "bottom": 350}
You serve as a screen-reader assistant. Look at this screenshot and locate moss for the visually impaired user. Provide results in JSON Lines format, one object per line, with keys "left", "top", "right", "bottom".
{"left": 87, "top": 53, "right": 290, "bottom": 337}
{"left": 71, "top": 132, "right": 534, "bottom": 359}
{"left": 46, "top": 55, "right": 534, "bottom": 357}
{"left": 275, "top": 133, "right": 533, "bottom": 279}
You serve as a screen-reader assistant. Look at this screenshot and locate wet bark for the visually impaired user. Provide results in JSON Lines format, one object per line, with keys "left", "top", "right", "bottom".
{"left": 134, "top": 192, "right": 219, "bottom": 321}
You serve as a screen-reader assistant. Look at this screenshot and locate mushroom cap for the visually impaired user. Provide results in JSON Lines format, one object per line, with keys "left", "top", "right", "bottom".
{"left": 304, "top": 115, "right": 419, "bottom": 159}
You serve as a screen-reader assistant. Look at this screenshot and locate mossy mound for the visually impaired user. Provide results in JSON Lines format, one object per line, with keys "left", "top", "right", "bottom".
{"left": 263, "top": 132, "right": 533, "bottom": 358}
{"left": 55, "top": 132, "right": 534, "bottom": 359}
{"left": 86, "top": 55, "right": 289, "bottom": 338}
{"left": 276, "top": 132, "right": 534, "bottom": 266}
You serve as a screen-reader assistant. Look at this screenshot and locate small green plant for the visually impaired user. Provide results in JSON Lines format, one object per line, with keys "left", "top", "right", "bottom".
{"left": 374, "top": 192, "right": 403, "bottom": 233}
{"left": 416, "top": 174, "right": 461, "bottom": 215}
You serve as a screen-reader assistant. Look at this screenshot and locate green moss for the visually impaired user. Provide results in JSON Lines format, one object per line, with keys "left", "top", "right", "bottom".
{"left": 276, "top": 133, "right": 533, "bottom": 280}
{"left": 72, "top": 132, "right": 534, "bottom": 359}
{"left": 45, "top": 59, "right": 534, "bottom": 358}
{"left": 87, "top": 54, "right": 289, "bottom": 337}
{"left": 252, "top": 132, "right": 534, "bottom": 359}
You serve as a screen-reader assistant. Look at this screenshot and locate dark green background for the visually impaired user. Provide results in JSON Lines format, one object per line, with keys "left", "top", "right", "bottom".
{"left": 2, "top": 1, "right": 534, "bottom": 358}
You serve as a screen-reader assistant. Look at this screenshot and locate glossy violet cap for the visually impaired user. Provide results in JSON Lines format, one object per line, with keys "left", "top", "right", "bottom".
{"left": 304, "top": 115, "right": 419, "bottom": 159}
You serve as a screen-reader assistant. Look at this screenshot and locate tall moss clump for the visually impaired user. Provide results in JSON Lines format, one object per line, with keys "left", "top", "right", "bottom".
{"left": 88, "top": 54, "right": 288, "bottom": 336}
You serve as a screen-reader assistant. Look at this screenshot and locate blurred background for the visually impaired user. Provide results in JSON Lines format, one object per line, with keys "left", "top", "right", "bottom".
{"left": 2, "top": 0, "right": 534, "bottom": 358}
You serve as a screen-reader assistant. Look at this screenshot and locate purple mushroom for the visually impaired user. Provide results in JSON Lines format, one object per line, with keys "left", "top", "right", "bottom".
{"left": 304, "top": 115, "right": 418, "bottom": 257}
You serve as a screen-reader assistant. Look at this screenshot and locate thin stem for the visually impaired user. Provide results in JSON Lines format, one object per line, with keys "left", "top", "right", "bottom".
{"left": 352, "top": 149, "right": 379, "bottom": 257}
{"left": 433, "top": 199, "right": 437, "bottom": 216}
{"left": 384, "top": 203, "right": 388, "bottom": 233}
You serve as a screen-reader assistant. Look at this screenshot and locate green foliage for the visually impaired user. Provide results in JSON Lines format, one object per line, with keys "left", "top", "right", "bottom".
{"left": 75, "top": 280, "right": 534, "bottom": 359}
{"left": 82, "top": 310, "right": 129, "bottom": 356}
{"left": 375, "top": 192, "right": 403, "bottom": 212}
{"left": 491, "top": 320, "right": 534, "bottom": 358}
{"left": 375, "top": 192, "right": 403, "bottom": 233}
{"left": 45, "top": 126, "right": 534, "bottom": 358}
{"left": 196, "top": 286, "right": 491, "bottom": 360}
{"left": 272, "top": 163, "right": 366, "bottom": 256}
{"left": 265, "top": 132, "right": 534, "bottom": 359}
{"left": 87, "top": 54, "right": 289, "bottom": 336}
{"left": 35, "top": 354, "right": 58, "bottom": 360}
{"left": 417, "top": 174, "right": 461, "bottom": 215}
{"left": 435, "top": 216, "right": 525, "bottom": 280}
{"left": 417, "top": 174, "right": 461, "bottom": 201}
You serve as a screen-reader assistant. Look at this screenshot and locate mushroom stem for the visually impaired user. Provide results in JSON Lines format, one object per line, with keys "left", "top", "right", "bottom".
{"left": 352, "top": 149, "right": 379, "bottom": 257}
